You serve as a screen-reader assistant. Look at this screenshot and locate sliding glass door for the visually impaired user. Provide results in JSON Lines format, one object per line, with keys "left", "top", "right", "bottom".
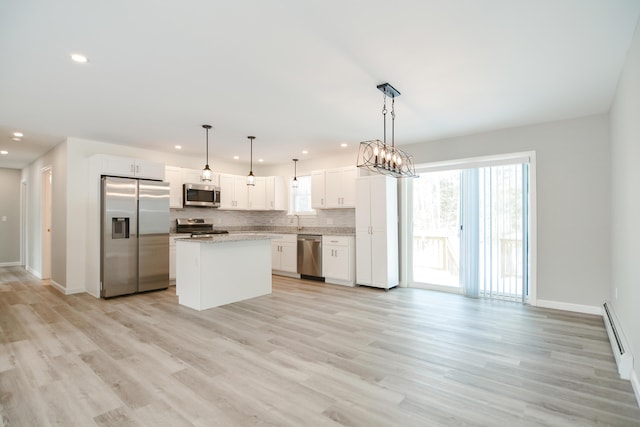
{"left": 411, "top": 160, "right": 530, "bottom": 302}
{"left": 412, "top": 170, "right": 461, "bottom": 289}
{"left": 477, "top": 164, "right": 529, "bottom": 301}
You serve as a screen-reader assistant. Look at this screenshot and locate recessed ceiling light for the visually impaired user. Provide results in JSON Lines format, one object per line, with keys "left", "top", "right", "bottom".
{"left": 233, "top": 155, "right": 239, "bottom": 160}
{"left": 302, "top": 150, "right": 309, "bottom": 154}
{"left": 340, "top": 143, "right": 348, "bottom": 148}
{"left": 70, "top": 53, "right": 88, "bottom": 63}
{"left": 258, "top": 158, "right": 264, "bottom": 163}
{"left": 0, "top": 150, "right": 8, "bottom": 155}
{"left": 13, "top": 132, "right": 23, "bottom": 138}
{"left": 174, "top": 145, "right": 182, "bottom": 150}
{"left": 11, "top": 137, "right": 21, "bottom": 142}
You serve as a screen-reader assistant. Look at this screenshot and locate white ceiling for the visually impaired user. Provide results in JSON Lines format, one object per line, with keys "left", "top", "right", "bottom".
{"left": 1, "top": 0, "right": 639, "bottom": 169}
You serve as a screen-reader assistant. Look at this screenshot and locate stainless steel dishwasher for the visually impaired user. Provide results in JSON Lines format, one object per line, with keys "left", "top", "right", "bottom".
{"left": 297, "top": 234, "right": 323, "bottom": 279}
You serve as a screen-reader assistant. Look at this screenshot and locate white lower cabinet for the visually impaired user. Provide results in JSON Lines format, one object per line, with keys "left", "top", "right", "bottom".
{"left": 322, "top": 235, "right": 355, "bottom": 286}
{"left": 271, "top": 234, "right": 298, "bottom": 275}
{"left": 169, "top": 235, "right": 190, "bottom": 281}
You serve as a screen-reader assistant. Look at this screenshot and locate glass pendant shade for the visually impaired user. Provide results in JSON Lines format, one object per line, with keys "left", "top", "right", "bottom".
{"left": 202, "top": 164, "right": 212, "bottom": 182}
{"left": 247, "top": 171, "right": 255, "bottom": 186}
{"left": 292, "top": 176, "right": 298, "bottom": 189}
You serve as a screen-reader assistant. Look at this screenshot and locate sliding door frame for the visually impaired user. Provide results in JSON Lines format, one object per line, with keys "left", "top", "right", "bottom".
{"left": 401, "top": 151, "right": 537, "bottom": 305}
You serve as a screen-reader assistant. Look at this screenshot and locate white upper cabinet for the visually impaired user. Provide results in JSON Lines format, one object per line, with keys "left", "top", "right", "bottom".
{"left": 96, "top": 155, "right": 165, "bottom": 180}
{"left": 311, "top": 170, "right": 326, "bottom": 209}
{"left": 248, "top": 177, "right": 267, "bottom": 210}
{"left": 313, "top": 166, "right": 357, "bottom": 209}
{"left": 266, "top": 176, "right": 286, "bottom": 210}
{"left": 220, "top": 174, "right": 285, "bottom": 211}
{"left": 165, "top": 166, "right": 183, "bottom": 208}
{"left": 182, "top": 168, "right": 202, "bottom": 185}
{"left": 325, "top": 166, "right": 357, "bottom": 208}
{"left": 219, "top": 174, "right": 249, "bottom": 210}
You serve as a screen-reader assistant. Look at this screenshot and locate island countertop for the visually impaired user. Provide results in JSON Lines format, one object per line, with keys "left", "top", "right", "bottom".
{"left": 179, "top": 234, "right": 276, "bottom": 244}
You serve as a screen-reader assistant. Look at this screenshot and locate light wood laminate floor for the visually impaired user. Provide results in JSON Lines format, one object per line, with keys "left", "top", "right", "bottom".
{"left": 0, "top": 267, "right": 638, "bottom": 426}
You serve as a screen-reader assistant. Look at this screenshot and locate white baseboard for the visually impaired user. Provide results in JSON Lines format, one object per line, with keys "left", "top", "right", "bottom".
{"left": 325, "top": 277, "right": 355, "bottom": 287}
{"left": 64, "top": 286, "right": 86, "bottom": 295}
{"left": 273, "top": 271, "right": 301, "bottom": 279}
{"left": 0, "top": 261, "right": 21, "bottom": 267}
{"left": 535, "top": 299, "right": 602, "bottom": 315}
{"left": 49, "top": 280, "right": 66, "bottom": 294}
{"left": 49, "top": 279, "right": 85, "bottom": 295}
{"left": 631, "top": 368, "right": 640, "bottom": 407}
{"left": 26, "top": 265, "right": 42, "bottom": 279}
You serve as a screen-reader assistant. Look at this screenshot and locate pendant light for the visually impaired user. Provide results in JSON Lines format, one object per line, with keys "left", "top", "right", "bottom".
{"left": 246, "top": 136, "right": 256, "bottom": 186}
{"left": 356, "top": 82, "right": 417, "bottom": 178}
{"left": 201, "top": 124, "right": 213, "bottom": 182}
{"left": 291, "top": 158, "right": 299, "bottom": 189}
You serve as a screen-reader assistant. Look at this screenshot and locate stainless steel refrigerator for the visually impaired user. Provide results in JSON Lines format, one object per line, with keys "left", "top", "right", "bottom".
{"left": 100, "top": 176, "right": 170, "bottom": 298}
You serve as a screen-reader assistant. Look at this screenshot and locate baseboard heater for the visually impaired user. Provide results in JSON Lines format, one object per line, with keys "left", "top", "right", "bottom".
{"left": 603, "top": 301, "right": 633, "bottom": 379}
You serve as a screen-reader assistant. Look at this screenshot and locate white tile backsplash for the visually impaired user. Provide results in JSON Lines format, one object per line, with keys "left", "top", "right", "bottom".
{"left": 170, "top": 207, "right": 354, "bottom": 232}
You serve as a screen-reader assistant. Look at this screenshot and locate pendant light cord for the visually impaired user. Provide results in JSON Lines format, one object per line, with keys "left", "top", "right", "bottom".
{"left": 391, "top": 96, "right": 395, "bottom": 151}
{"left": 382, "top": 93, "right": 387, "bottom": 149}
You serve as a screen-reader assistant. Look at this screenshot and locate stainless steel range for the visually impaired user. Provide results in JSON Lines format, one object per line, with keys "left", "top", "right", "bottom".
{"left": 176, "top": 218, "right": 229, "bottom": 237}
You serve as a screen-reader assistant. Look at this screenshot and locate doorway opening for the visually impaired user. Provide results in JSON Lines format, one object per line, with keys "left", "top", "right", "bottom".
{"left": 21, "top": 180, "right": 27, "bottom": 267}
{"left": 41, "top": 167, "right": 52, "bottom": 279}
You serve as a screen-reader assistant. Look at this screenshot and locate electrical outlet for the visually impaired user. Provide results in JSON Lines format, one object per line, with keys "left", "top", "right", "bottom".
{"left": 1, "top": 216, "right": 6, "bottom": 222}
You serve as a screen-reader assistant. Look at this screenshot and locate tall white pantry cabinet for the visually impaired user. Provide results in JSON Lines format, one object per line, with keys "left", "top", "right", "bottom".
{"left": 355, "top": 175, "right": 399, "bottom": 289}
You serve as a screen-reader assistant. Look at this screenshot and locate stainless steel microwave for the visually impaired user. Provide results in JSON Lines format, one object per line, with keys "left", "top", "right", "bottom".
{"left": 183, "top": 183, "right": 220, "bottom": 208}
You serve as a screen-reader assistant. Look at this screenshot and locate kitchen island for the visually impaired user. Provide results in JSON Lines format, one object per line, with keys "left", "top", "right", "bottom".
{"left": 175, "top": 234, "right": 274, "bottom": 310}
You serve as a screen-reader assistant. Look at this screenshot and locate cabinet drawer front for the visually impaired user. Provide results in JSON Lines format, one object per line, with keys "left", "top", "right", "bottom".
{"left": 323, "top": 236, "right": 350, "bottom": 246}
{"left": 273, "top": 233, "right": 298, "bottom": 244}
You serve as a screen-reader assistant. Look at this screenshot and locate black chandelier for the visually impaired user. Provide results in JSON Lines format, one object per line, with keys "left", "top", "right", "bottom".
{"left": 356, "top": 83, "right": 417, "bottom": 178}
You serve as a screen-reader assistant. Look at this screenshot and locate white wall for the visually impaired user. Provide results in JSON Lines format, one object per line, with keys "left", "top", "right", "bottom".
{"left": 0, "top": 168, "right": 22, "bottom": 265}
{"left": 610, "top": 20, "right": 640, "bottom": 369}
{"left": 403, "top": 114, "right": 611, "bottom": 308}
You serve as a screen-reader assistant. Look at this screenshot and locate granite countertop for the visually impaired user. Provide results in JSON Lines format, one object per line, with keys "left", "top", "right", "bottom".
{"left": 170, "top": 227, "right": 355, "bottom": 236}
{"left": 176, "top": 234, "right": 276, "bottom": 244}
{"left": 222, "top": 226, "right": 355, "bottom": 236}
